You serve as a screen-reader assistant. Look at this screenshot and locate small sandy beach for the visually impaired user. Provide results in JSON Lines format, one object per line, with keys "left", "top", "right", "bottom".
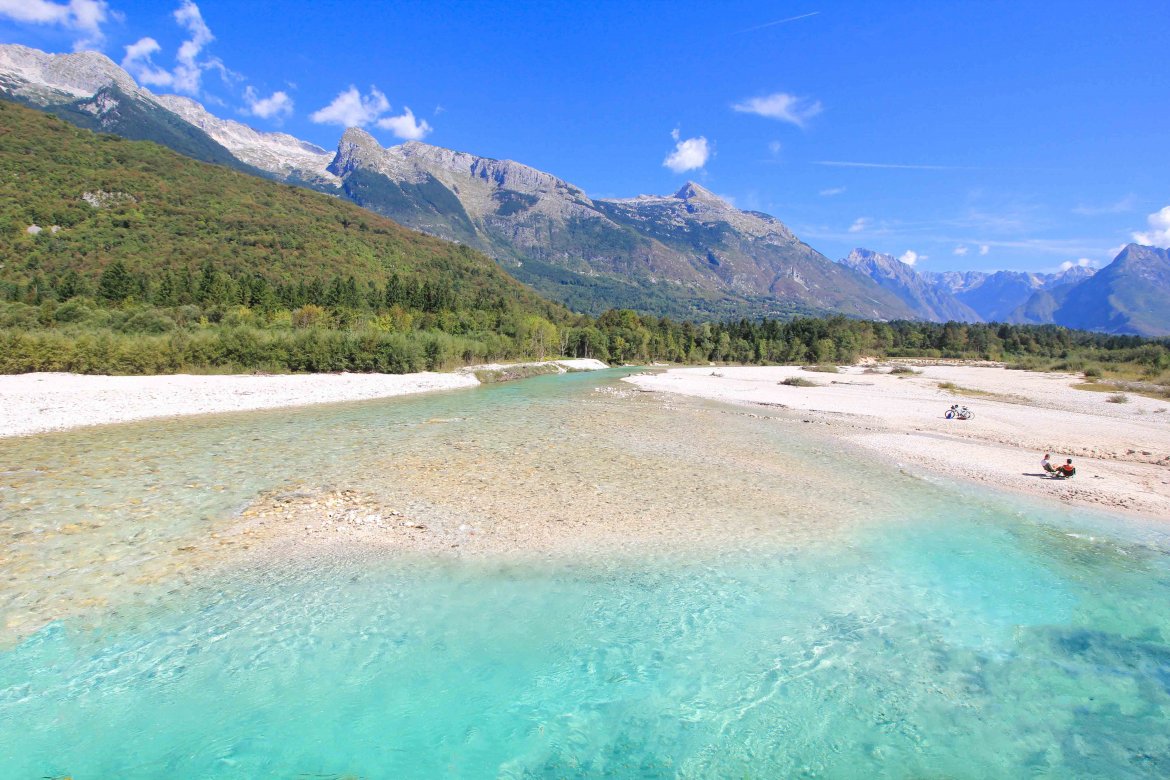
{"left": 0, "top": 359, "right": 609, "bottom": 438}
{"left": 624, "top": 363, "right": 1170, "bottom": 520}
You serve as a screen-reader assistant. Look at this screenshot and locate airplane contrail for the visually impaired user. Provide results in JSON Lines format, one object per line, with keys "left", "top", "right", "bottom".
{"left": 736, "top": 11, "right": 820, "bottom": 34}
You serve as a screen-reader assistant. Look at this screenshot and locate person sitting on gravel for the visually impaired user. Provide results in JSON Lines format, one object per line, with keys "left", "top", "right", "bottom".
{"left": 1041, "top": 453, "right": 1057, "bottom": 474}
{"left": 1053, "top": 459, "right": 1076, "bottom": 479}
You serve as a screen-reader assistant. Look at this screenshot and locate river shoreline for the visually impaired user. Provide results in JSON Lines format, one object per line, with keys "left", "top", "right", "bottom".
{"left": 623, "top": 363, "right": 1170, "bottom": 521}
{"left": 0, "top": 359, "right": 608, "bottom": 438}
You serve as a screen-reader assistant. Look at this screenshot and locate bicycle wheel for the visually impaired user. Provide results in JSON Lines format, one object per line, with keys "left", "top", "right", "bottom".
{"left": 960, "top": 410, "right": 973, "bottom": 420}
{"left": 945, "top": 409, "right": 956, "bottom": 419}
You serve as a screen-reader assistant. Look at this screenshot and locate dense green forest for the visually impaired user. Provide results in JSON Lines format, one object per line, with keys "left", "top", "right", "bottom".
{"left": 2, "top": 99, "right": 1168, "bottom": 379}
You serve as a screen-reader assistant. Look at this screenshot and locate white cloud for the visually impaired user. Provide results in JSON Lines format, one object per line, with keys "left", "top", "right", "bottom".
{"left": 953, "top": 245, "right": 969, "bottom": 256}
{"left": 819, "top": 186, "right": 845, "bottom": 197}
{"left": 171, "top": 0, "right": 214, "bottom": 93}
{"left": 310, "top": 86, "right": 436, "bottom": 138}
{"left": 243, "top": 86, "right": 293, "bottom": 119}
{"left": 0, "top": 0, "right": 110, "bottom": 49}
{"left": 1059, "top": 258, "right": 1095, "bottom": 271}
{"left": 979, "top": 244, "right": 990, "bottom": 255}
{"left": 121, "top": 37, "right": 174, "bottom": 87}
{"left": 119, "top": 1, "right": 221, "bottom": 95}
{"left": 663, "top": 134, "right": 710, "bottom": 173}
{"left": 898, "top": 250, "right": 923, "bottom": 266}
{"left": 768, "top": 140, "right": 782, "bottom": 156}
{"left": 848, "top": 217, "right": 870, "bottom": 233}
{"left": 1132, "top": 205, "right": 1170, "bottom": 248}
{"left": 310, "top": 86, "right": 390, "bottom": 127}
{"left": 376, "top": 106, "right": 432, "bottom": 140}
{"left": 732, "top": 92, "right": 822, "bottom": 127}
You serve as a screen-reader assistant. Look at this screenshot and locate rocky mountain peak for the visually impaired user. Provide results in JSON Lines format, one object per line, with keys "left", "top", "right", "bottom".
{"left": 1115, "top": 243, "right": 1167, "bottom": 268}
{"left": 840, "top": 247, "right": 982, "bottom": 323}
{"left": 330, "top": 127, "right": 385, "bottom": 176}
{"left": 674, "top": 181, "right": 724, "bottom": 205}
{"left": 844, "top": 247, "right": 892, "bottom": 265}
{"left": 841, "top": 248, "right": 920, "bottom": 283}
{"left": 0, "top": 44, "right": 138, "bottom": 102}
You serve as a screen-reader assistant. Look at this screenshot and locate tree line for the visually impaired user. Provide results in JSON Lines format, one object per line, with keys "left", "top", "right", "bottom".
{"left": 2, "top": 259, "right": 1167, "bottom": 376}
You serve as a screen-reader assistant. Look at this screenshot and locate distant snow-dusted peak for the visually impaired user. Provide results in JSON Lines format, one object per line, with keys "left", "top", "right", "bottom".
{"left": 0, "top": 43, "right": 139, "bottom": 103}
{"left": 154, "top": 94, "right": 337, "bottom": 185}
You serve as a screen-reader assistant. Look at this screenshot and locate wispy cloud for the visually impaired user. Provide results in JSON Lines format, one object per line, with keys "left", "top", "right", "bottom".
{"left": 1072, "top": 195, "right": 1136, "bottom": 216}
{"left": 663, "top": 129, "right": 710, "bottom": 173}
{"left": 122, "top": 37, "right": 172, "bottom": 86}
{"left": 1059, "top": 258, "right": 1096, "bottom": 271}
{"left": 819, "top": 186, "right": 845, "bottom": 197}
{"left": 733, "top": 92, "right": 822, "bottom": 127}
{"left": 1133, "top": 205, "right": 1170, "bottom": 247}
{"left": 0, "top": 0, "right": 111, "bottom": 50}
{"left": 243, "top": 86, "right": 293, "bottom": 120}
{"left": 979, "top": 244, "right": 990, "bottom": 255}
{"left": 848, "top": 217, "right": 870, "bottom": 233}
{"left": 736, "top": 11, "right": 820, "bottom": 34}
{"left": 121, "top": 1, "right": 226, "bottom": 95}
{"left": 814, "top": 160, "right": 967, "bottom": 171}
{"left": 953, "top": 245, "right": 969, "bottom": 256}
{"left": 171, "top": 0, "right": 214, "bottom": 93}
{"left": 898, "top": 250, "right": 923, "bottom": 266}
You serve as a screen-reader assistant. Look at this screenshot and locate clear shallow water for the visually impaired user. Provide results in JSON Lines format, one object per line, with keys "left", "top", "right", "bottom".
{"left": 2, "top": 370, "right": 1169, "bottom": 777}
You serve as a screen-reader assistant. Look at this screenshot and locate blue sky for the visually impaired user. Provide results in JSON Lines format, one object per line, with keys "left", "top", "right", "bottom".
{"left": 3, "top": 0, "right": 1169, "bottom": 273}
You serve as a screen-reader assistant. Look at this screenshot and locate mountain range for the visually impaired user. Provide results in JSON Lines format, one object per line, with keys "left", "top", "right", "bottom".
{"left": 3, "top": 43, "right": 1168, "bottom": 336}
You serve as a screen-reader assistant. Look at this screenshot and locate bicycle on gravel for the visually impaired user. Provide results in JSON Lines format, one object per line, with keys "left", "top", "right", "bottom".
{"left": 944, "top": 404, "right": 973, "bottom": 420}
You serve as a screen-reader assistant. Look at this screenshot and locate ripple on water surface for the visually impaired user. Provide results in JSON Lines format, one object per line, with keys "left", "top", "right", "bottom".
{"left": 2, "top": 369, "right": 1169, "bottom": 777}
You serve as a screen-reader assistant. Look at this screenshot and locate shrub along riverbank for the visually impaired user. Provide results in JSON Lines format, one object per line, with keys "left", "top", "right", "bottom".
{"left": 2, "top": 296, "right": 1168, "bottom": 383}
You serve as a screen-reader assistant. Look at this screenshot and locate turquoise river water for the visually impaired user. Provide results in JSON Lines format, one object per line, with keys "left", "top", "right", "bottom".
{"left": 1, "top": 368, "right": 1169, "bottom": 778}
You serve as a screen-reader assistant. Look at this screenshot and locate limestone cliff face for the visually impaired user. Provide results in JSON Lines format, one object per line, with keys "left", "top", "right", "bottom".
{"left": 0, "top": 45, "right": 139, "bottom": 103}
{"left": 323, "top": 131, "right": 914, "bottom": 318}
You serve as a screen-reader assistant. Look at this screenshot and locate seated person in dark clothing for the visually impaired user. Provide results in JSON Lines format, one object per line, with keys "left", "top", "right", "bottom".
{"left": 1055, "top": 459, "right": 1076, "bottom": 478}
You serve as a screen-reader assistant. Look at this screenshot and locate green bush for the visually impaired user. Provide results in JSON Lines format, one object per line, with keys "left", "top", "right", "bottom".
{"left": 119, "top": 309, "right": 177, "bottom": 334}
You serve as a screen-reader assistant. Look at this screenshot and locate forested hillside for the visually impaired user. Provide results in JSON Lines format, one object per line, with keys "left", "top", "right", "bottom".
{"left": 0, "top": 101, "right": 560, "bottom": 319}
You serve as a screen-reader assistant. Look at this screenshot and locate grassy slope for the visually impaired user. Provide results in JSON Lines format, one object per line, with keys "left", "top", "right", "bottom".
{"left": 0, "top": 100, "right": 562, "bottom": 319}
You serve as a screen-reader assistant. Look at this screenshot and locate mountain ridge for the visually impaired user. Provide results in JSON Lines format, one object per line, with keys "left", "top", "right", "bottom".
{"left": 838, "top": 249, "right": 981, "bottom": 322}
{"left": 5, "top": 42, "right": 1165, "bottom": 333}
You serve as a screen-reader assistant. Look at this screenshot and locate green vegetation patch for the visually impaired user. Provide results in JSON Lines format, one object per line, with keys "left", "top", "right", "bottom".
{"left": 472, "top": 363, "right": 562, "bottom": 384}
{"left": 937, "top": 381, "right": 1029, "bottom": 404}
{"left": 780, "top": 376, "right": 818, "bottom": 387}
{"left": 1072, "top": 381, "right": 1170, "bottom": 402}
